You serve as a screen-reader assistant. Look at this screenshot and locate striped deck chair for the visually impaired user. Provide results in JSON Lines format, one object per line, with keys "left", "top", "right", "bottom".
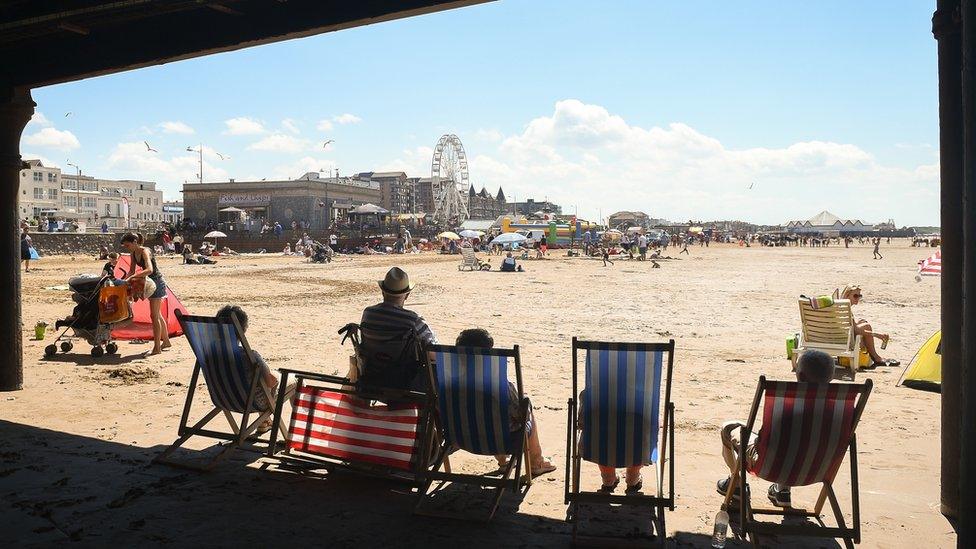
{"left": 723, "top": 376, "right": 872, "bottom": 549}
{"left": 154, "top": 310, "right": 294, "bottom": 471}
{"left": 265, "top": 369, "right": 430, "bottom": 484}
{"left": 565, "top": 338, "right": 676, "bottom": 544}
{"left": 415, "top": 344, "right": 532, "bottom": 521}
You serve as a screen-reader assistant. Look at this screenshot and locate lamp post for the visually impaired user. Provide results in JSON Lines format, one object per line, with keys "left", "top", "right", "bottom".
{"left": 66, "top": 161, "right": 81, "bottom": 223}
{"left": 186, "top": 144, "right": 203, "bottom": 183}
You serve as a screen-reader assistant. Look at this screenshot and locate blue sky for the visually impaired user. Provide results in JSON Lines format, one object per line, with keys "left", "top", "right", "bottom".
{"left": 22, "top": 0, "right": 940, "bottom": 225}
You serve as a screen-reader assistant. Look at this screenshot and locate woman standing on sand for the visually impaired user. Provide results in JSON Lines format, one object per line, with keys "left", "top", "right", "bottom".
{"left": 121, "top": 232, "right": 171, "bottom": 356}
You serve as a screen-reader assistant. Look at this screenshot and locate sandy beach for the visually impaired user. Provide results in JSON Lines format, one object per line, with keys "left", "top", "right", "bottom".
{"left": 1, "top": 240, "right": 950, "bottom": 547}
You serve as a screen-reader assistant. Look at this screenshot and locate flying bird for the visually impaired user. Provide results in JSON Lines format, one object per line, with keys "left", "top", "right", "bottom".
{"left": 749, "top": 182, "right": 756, "bottom": 190}
{"left": 215, "top": 151, "right": 229, "bottom": 160}
{"left": 144, "top": 141, "right": 157, "bottom": 153}
{"left": 186, "top": 146, "right": 194, "bottom": 152}
{"left": 64, "top": 112, "right": 72, "bottom": 117}
{"left": 322, "top": 139, "right": 334, "bottom": 148}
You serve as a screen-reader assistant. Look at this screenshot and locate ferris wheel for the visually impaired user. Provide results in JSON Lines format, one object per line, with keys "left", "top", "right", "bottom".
{"left": 431, "top": 134, "right": 470, "bottom": 225}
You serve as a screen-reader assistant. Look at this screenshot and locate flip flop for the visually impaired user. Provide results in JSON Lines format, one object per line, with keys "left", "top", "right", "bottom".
{"left": 625, "top": 475, "right": 643, "bottom": 495}
{"left": 531, "top": 460, "right": 558, "bottom": 477}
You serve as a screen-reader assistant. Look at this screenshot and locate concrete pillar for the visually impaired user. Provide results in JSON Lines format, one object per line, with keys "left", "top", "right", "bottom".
{"left": 0, "top": 87, "right": 35, "bottom": 391}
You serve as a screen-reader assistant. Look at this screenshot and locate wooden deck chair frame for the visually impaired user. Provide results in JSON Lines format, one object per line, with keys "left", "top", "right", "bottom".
{"left": 793, "top": 298, "right": 861, "bottom": 378}
{"left": 154, "top": 310, "right": 294, "bottom": 471}
{"left": 565, "top": 338, "right": 676, "bottom": 545}
{"left": 415, "top": 344, "right": 533, "bottom": 521}
{"left": 722, "top": 376, "right": 872, "bottom": 549}
{"left": 263, "top": 368, "right": 433, "bottom": 485}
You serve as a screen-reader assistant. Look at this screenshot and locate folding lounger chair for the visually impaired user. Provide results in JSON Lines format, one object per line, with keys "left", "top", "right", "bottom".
{"left": 415, "top": 344, "right": 532, "bottom": 521}
{"left": 794, "top": 298, "right": 861, "bottom": 378}
{"left": 459, "top": 247, "right": 490, "bottom": 271}
{"left": 565, "top": 338, "right": 676, "bottom": 544}
{"left": 154, "top": 310, "right": 294, "bottom": 471}
{"left": 264, "top": 323, "right": 433, "bottom": 483}
{"left": 723, "top": 376, "right": 872, "bottom": 549}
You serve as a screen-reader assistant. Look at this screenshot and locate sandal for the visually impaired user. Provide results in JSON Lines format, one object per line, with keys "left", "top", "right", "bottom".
{"left": 598, "top": 474, "right": 620, "bottom": 494}
{"left": 625, "top": 475, "right": 643, "bottom": 495}
{"left": 531, "top": 458, "right": 557, "bottom": 477}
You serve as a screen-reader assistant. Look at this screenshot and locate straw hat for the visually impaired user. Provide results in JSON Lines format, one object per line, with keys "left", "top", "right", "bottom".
{"left": 378, "top": 267, "right": 414, "bottom": 294}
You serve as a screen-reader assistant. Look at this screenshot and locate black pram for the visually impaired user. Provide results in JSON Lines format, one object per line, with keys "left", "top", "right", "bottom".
{"left": 46, "top": 274, "right": 128, "bottom": 358}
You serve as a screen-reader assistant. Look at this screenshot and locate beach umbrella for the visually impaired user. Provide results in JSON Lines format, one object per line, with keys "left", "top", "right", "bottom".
{"left": 204, "top": 230, "right": 228, "bottom": 246}
{"left": 459, "top": 229, "right": 484, "bottom": 238}
{"left": 437, "top": 231, "right": 461, "bottom": 240}
{"left": 916, "top": 248, "right": 942, "bottom": 281}
{"left": 490, "top": 232, "right": 527, "bottom": 245}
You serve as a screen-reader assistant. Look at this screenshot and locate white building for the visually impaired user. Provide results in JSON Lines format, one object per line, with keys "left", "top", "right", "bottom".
{"left": 19, "top": 160, "right": 165, "bottom": 229}
{"left": 785, "top": 211, "right": 874, "bottom": 235}
{"left": 162, "top": 201, "right": 184, "bottom": 225}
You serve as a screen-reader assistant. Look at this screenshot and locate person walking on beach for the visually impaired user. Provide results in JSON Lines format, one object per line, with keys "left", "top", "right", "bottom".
{"left": 601, "top": 246, "right": 614, "bottom": 267}
{"left": 873, "top": 237, "right": 883, "bottom": 260}
{"left": 20, "top": 230, "right": 33, "bottom": 272}
{"left": 680, "top": 237, "right": 690, "bottom": 255}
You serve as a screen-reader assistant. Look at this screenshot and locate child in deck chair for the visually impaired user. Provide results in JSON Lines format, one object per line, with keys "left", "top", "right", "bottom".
{"left": 716, "top": 349, "right": 834, "bottom": 507}
{"left": 215, "top": 305, "right": 282, "bottom": 433}
{"left": 455, "top": 328, "right": 557, "bottom": 477}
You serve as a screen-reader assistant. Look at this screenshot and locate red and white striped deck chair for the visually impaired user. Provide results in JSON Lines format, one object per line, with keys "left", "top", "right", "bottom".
{"left": 724, "top": 376, "right": 872, "bottom": 548}
{"left": 265, "top": 369, "right": 430, "bottom": 484}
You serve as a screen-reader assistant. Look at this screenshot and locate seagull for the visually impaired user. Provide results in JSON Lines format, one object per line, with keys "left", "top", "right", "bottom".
{"left": 186, "top": 146, "right": 194, "bottom": 152}
{"left": 144, "top": 141, "right": 157, "bottom": 153}
{"left": 215, "top": 152, "right": 229, "bottom": 160}
{"left": 64, "top": 112, "right": 72, "bottom": 117}
{"left": 322, "top": 139, "right": 334, "bottom": 148}
{"left": 749, "top": 182, "right": 756, "bottom": 190}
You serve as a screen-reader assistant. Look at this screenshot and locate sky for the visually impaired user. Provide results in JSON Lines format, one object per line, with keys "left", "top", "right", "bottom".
{"left": 21, "top": 0, "right": 940, "bottom": 226}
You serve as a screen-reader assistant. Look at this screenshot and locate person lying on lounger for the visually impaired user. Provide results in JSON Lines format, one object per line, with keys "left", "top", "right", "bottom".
{"left": 455, "top": 328, "right": 556, "bottom": 477}
{"left": 716, "top": 349, "right": 834, "bottom": 508}
{"left": 216, "top": 305, "right": 282, "bottom": 433}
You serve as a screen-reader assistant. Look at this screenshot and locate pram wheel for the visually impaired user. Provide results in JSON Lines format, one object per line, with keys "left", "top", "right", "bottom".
{"left": 44, "top": 344, "right": 57, "bottom": 357}
{"left": 105, "top": 343, "right": 118, "bottom": 355}
{"left": 90, "top": 346, "right": 104, "bottom": 358}
{"left": 60, "top": 341, "right": 73, "bottom": 353}
{"left": 480, "top": 264, "right": 491, "bottom": 271}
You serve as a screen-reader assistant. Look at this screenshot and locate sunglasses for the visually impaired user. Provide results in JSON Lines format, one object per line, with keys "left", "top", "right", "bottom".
{"left": 853, "top": 294, "right": 863, "bottom": 299}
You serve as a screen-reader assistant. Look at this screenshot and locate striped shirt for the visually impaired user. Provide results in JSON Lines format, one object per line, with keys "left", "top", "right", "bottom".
{"left": 360, "top": 302, "right": 437, "bottom": 346}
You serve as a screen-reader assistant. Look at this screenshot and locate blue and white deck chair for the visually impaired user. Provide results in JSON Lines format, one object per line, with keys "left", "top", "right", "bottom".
{"left": 154, "top": 310, "right": 293, "bottom": 471}
{"left": 565, "top": 338, "right": 676, "bottom": 544}
{"left": 415, "top": 344, "right": 532, "bottom": 521}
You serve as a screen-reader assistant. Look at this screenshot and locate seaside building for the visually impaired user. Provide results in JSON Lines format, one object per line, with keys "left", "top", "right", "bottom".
{"left": 510, "top": 198, "right": 561, "bottom": 217}
{"left": 784, "top": 210, "right": 874, "bottom": 236}
{"left": 467, "top": 186, "right": 507, "bottom": 219}
{"left": 608, "top": 210, "right": 650, "bottom": 229}
{"left": 360, "top": 171, "right": 414, "bottom": 214}
{"left": 18, "top": 159, "right": 164, "bottom": 228}
{"left": 182, "top": 172, "right": 381, "bottom": 230}
{"left": 162, "top": 201, "right": 184, "bottom": 225}
{"left": 412, "top": 177, "right": 436, "bottom": 216}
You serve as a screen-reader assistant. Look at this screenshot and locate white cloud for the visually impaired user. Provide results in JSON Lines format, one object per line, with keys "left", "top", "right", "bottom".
{"left": 270, "top": 156, "right": 336, "bottom": 180}
{"left": 247, "top": 133, "right": 312, "bottom": 153}
{"left": 474, "top": 128, "right": 503, "bottom": 142}
{"left": 107, "top": 141, "right": 227, "bottom": 189}
{"left": 281, "top": 118, "right": 301, "bottom": 135}
{"left": 159, "top": 120, "right": 195, "bottom": 135}
{"left": 22, "top": 127, "right": 81, "bottom": 151}
{"left": 376, "top": 146, "right": 434, "bottom": 177}
{"left": 223, "top": 117, "right": 265, "bottom": 135}
{"left": 28, "top": 112, "right": 52, "bottom": 128}
{"left": 464, "top": 99, "right": 939, "bottom": 225}
{"left": 316, "top": 119, "right": 334, "bottom": 132}
{"left": 333, "top": 113, "right": 362, "bottom": 125}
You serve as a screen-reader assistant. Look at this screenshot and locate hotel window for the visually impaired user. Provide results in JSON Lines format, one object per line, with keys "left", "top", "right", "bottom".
{"left": 33, "top": 188, "right": 44, "bottom": 199}
{"left": 139, "top": 197, "right": 143, "bottom": 205}
{"left": 105, "top": 204, "right": 111, "bottom": 216}
{"left": 47, "top": 189, "right": 57, "bottom": 200}
{"left": 64, "top": 196, "right": 76, "bottom": 207}
{"left": 47, "top": 173, "right": 57, "bottom": 182}
{"left": 84, "top": 197, "right": 96, "bottom": 208}
{"left": 33, "top": 171, "right": 42, "bottom": 181}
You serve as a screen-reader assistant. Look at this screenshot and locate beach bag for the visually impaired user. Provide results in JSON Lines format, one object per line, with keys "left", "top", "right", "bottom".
{"left": 29, "top": 247, "right": 39, "bottom": 260}
{"left": 838, "top": 349, "right": 871, "bottom": 369}
{"left": 99, "top": 285, "right": 132, "bottom": 324}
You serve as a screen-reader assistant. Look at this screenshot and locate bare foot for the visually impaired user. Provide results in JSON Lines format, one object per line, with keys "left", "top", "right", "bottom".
{"left": 161, "top": 342, "right": 172, "bottom": 350}
{"left": 145, "top": 349, "right": 162, "bottom": 357}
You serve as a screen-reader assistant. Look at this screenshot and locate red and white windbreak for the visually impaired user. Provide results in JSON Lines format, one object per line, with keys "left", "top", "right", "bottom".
{"left": 288, "top": 386, "right": 420, "bottom": 470}
{"left": 918, "top": 249, "right": 942, "bottom": 276}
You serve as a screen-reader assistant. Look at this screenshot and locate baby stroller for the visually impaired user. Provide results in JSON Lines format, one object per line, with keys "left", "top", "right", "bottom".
{"left": 45, "top": 274, "right": 131, "bottom": 358}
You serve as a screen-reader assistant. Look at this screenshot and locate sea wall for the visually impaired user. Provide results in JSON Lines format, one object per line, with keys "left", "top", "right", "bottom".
{"left": 27, "top": 232, "right": 120, "bottom": 256}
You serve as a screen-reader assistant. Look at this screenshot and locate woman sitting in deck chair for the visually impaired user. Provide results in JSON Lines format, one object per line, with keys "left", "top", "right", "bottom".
{"left": 456, "top": 328, "right": 556, "bottom": 476}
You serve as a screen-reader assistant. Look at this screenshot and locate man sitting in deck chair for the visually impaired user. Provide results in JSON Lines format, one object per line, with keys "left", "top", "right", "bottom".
{"left": 717, "top": 349, "right": 834, "bottom": 507}
{"left": 355, "top": 267, "right": 437, "bottom": 391}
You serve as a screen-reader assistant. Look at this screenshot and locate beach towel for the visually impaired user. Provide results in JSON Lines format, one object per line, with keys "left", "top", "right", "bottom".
{"left": 801, "top": 294, "right": 834, "bottom": 310}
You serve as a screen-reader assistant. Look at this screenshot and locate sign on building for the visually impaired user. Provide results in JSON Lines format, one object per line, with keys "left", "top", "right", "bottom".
{"left": 218, "top": 194, "right": 271, "bottom": 206}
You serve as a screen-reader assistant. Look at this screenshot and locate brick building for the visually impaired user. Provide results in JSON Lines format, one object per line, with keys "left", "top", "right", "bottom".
{"left": 466, "top": 186, "right": 507, "bottom": 219}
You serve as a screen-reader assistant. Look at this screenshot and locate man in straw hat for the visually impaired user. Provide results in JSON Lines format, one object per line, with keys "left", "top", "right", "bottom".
{"left": 358, "top": 267, "right": 438, "bottom": 388}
